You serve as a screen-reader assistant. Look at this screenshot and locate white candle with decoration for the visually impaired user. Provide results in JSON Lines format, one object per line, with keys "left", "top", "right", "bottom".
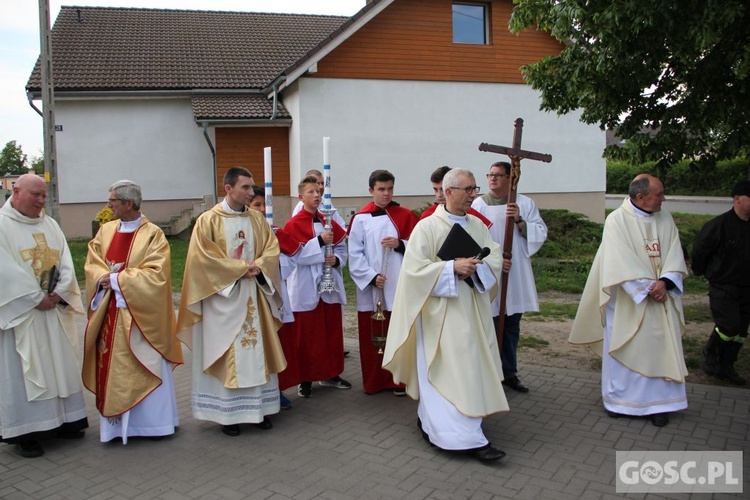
{"left": 323, "top": 137, "right": 331, "bottom": 210}
{"left": 263, "top": 147, "right": 273, "bottom": 225}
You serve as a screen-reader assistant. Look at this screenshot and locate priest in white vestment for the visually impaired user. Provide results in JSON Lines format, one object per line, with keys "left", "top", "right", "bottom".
{"left": 383, "top": 169, "right": 509, "bottom": 462}
{"left": 472, "top": 161, "right": 548, "bottom": 394}
{"left": 570, "top": 174, "right": 689, "bottom": 427}
{"left": 177, "top": 167, "right": 286, "bottom": 437}
{"left": 84, "top": 180, "right": 184, "bottom": 443}
{"left": 0, "top": 174, "right": 88, "bottom": 458}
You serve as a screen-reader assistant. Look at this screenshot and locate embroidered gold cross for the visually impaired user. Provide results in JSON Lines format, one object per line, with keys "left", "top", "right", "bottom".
{"left": 20, "top": 233, "right": 60, "bottom": 278}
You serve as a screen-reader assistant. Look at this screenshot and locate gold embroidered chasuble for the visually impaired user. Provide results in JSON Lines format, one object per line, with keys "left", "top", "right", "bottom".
{"left": 383, "top": 205, "right": 509, "bottom": 417}
{"left": 176, "top": 204, "right": 285, "bottom": 388}
{"left": 0, "top": 200, "right": 84, "bottom": 401}
{"left": 83, "top": 216, "right": 183, "bottom": 417}
{"left": 569, "top": 198, "right": 689, "bottom": 382}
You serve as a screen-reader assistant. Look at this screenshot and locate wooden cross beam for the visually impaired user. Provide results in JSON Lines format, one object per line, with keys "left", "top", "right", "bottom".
{"left": 478, "top": 118, "right": 552, "bottom": 347}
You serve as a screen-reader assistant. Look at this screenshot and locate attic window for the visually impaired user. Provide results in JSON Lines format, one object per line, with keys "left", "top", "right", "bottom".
{"left": 453, "top": 3, "right": 488, "bottom": 44}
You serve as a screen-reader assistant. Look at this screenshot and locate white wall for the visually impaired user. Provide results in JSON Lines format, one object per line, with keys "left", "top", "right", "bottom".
{"left": 294, "top": 78, "right": 605, "bottom": 197}
{"left": 55, "top": 98, "right": 215, "bottom": 203}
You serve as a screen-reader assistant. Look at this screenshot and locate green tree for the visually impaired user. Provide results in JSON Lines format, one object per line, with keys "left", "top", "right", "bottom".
{"left": 0, "top": 141, "right": 28, "bottom": 175}
{"left": 30, "top": 155, "right": 45, "bottom": 175}
{"left": 510, "top": 0, "right": 750, "bottom": 168}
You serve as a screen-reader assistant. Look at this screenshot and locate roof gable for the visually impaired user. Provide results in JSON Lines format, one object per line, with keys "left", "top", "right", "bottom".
{"left": 27, "top": 6, "right": 349, "bottom": 91}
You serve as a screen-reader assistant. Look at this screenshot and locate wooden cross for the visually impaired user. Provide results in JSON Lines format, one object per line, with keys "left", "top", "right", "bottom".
{"left": 478, "top": 118, "right": 552, "bottom": 345}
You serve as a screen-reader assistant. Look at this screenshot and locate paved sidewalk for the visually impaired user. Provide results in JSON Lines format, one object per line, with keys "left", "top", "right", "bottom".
{"left": 1, "top": 335, "right": 748, "bottom": 499}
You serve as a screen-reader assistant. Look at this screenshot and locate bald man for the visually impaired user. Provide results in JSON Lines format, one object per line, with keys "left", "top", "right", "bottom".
{"left": 0, "top": 174, "right": 88, "bottom": 458}
{"left": 570, "top": 174, "right": 689, "bottom": 427}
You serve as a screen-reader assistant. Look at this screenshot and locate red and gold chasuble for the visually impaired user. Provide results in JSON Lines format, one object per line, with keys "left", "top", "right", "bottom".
{"left": 95, "top": 231, "right": 135, "bottom": 415}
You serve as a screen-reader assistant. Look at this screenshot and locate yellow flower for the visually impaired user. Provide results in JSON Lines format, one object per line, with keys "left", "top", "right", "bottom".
{"left": 95, "top": 206, "right": 117, "bottom": 226}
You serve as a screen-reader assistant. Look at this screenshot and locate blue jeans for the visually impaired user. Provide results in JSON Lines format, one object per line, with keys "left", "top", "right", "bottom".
{"left": 494, "top": 313, "right": 523, "bottom": 379}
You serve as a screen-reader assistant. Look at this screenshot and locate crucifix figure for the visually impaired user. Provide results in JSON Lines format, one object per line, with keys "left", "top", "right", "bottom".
{"left": 478, "top": 118, "right": 552, "bottom": 347}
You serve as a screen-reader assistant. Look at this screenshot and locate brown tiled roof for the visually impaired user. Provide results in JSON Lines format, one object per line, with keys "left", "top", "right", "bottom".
{"left": 27, "top": 6, "right": 349, "bottom": 91}
{"left": 191, "top": 94, "right": 289, "bottom": 120}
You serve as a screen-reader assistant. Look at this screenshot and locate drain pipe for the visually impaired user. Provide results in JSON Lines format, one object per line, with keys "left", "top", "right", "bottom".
{"left": 27, "top": 91, "right": 43, "bottom": 117}
{"left": 268, "top": 76, "right": 286, "bottom": 120}
{"left": 201, "top": 122, "right": 218, "bottom": 203}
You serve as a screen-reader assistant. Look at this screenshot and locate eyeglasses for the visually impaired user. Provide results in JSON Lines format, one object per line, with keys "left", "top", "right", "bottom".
{"left": 486, "top": 173, "right": 509, "bottom": 179}
{"left": 449, "top": 186, "right": 481, "bottom": 194}
{"left": 107, "top": 198, "right": 124, "bottom": 203}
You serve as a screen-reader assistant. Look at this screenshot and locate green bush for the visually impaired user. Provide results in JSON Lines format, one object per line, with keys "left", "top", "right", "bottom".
{"left": 607, "top": 158, "right": 748, "bottom": 195}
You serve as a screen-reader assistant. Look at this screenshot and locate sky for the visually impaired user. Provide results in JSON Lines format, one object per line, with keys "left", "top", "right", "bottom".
{"left": 0, "top": 0, "right": 366, "bottom": 161}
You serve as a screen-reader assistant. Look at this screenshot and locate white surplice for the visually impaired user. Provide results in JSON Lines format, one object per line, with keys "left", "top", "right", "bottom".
{"left": 471, "top": 194, "right": 547, "bottom": 315}
{"left": 348, "top": 213, "right": 405, "bottom": 312}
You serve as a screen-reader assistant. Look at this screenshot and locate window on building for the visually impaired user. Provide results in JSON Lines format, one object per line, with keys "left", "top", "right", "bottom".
{"left": 453, "top": 3, "right": 488, "bottom": 45}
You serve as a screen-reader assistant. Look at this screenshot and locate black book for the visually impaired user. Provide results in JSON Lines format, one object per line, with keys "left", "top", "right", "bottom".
{"left": 47, "top": 265, "right": 68, "bottom": 306}
{"left": 437, "top": 223, "right": 482, "bottom": 261}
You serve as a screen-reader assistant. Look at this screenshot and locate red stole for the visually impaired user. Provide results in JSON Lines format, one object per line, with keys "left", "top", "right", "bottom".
{"left": 347, "top": 202, "right": 418, "bottom": 239}
{"left": 282, "top": 209, "right": 346, "bottom": 252}
{"left": 96, "top": 230, "right": 135, "bottom": 415}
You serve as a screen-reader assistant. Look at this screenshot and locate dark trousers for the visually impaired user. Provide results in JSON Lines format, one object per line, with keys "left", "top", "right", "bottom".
{"left": 494, "top": 313, "right": 523, "bottom": 379}
{"left": 709, "top": 284, "right": 750, "bottom": 339}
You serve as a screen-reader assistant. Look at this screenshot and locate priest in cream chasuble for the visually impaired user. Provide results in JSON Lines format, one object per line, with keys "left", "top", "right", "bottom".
{"left": 0, "top": 174, "right": 88, "bottom": 456}
{"left": 383, "top": 170, "right": 509, "bottom": 458}
{"left": 570, "top": 175, "right": 688, "bottom": 424}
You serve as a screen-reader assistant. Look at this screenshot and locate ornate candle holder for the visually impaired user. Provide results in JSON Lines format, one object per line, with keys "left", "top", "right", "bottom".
{"left": 317, "top": 207, "right": 338, "bottom": 294}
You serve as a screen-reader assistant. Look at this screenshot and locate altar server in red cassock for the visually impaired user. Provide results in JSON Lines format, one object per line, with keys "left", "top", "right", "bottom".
{"left": 348, "top": 170, "right": 418, "bottom": 395}
{"left": 283, "top": 176, "right": 350, "bottom": 398}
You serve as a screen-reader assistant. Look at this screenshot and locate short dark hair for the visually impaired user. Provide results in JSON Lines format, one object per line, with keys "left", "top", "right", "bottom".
{"left": 298, "top": 175, "right": 319, "bottom": 193}
{"left": 430, "top": 166, "right": 451, "bottom": 183}
{"left": 252, "top": 185, "right": 265, "bottom": 198}
{"left": 368, "top": 169, "right": 395, "bottom": 189}
{"left": 490, "top": 161, "right": 511, "bottom": 175}
{"left": 223, "top": 166, "right": 253, "bottom": 187}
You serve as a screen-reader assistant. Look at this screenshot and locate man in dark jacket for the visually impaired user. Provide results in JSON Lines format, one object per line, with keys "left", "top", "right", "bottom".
{"left": 691, "top": 180, "right": 750, "bottom": 385}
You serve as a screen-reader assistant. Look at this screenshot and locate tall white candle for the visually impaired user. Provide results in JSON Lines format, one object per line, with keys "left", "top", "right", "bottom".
{"left": 263, "top": 147, "right": 273, "bottom": 225}
{"left": 323, "top": 137, "right": 331, "bottom": 211}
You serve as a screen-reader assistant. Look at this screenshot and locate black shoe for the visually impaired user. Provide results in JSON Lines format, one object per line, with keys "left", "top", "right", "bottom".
{"left": 651, "top": 413, "right": 670, "bottom": 427}
{"left": 416, "top": 418, "right": 435, "bottom": 447}
{"left": 344, "top": 351, "right": 350, "bottom": 358}
{"left": 502, "top": 376, "right": 529, "bottom": 393}
{"left": 467, "top": 444, "right": 506, "bottom": 462}
{"left": 393, "top": 387, "right": 407, "bottom": 397}
{"left": 716, "top": 365, "right": 747, "bottom": 386}
{"left": 16, "top": 440, "right": 44, "bottom": 458}
{"left": 319, "top": 376, "right": 352, "bottom": 389}
{"left": 57, "top": 428, "right": 86, "bottom": 439}
{"left": 297, "top": 382, "right": 312, "bottom": 398}
{"left": 222, "top": 424, "right": 241, "bottom": 437}
{"left": 606, "top": 410, "right": 626, "bottom": 419}
{"left": 253, "top": 417, "right": 273, "bottom": 430}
